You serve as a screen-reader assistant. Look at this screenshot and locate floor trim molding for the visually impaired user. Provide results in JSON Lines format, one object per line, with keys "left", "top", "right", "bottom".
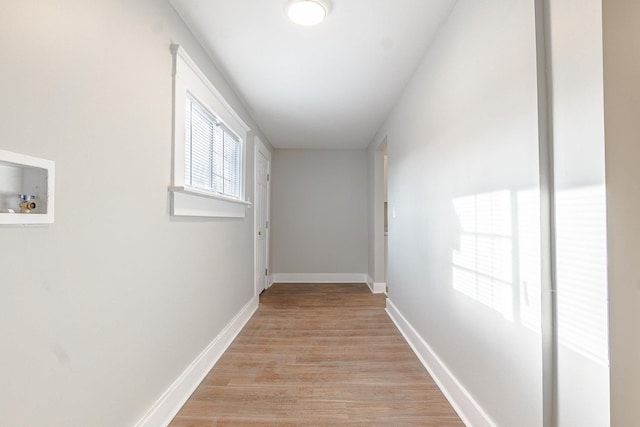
{"left": 366, "top": 275, "right": 387, "bottom": 294}
{"left": 135, "top": 295, "right": 259, "bottom": 427}
{"left": 271, "top": 273, "right": 368, "bottom": 284}
{"left": 386, "top": 298, "right": 496, "bottom": 427}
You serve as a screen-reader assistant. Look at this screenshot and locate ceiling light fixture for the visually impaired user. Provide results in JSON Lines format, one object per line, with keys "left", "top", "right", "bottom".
{"left": 285, "top": 0, "right": 329, "bottom": 26}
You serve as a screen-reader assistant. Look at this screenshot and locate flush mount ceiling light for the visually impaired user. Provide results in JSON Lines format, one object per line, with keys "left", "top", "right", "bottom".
{"left": 285, "top": 0, "right": 329, "bottom": 26}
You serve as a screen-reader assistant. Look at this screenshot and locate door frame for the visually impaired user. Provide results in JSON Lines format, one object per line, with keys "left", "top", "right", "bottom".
{"left": 254, "top": 136, "right": 272, "bottom": 295}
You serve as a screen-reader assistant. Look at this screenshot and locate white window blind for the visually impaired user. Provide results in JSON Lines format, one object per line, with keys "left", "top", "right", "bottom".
{"left": 184, "top": 96, "right": 242, "bottom": 199}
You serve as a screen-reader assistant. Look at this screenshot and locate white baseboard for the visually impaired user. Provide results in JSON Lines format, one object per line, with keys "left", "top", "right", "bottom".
{"left": 366, "top": 275, "right": 387, "bottom": 294}
{"left": 271, "top": 273, "right": 368, "bottom": 284}
{"left": 135, "top": 295, "right": 259, "bottom": 427}
{"left": 386, "top": 299, "right": 496, "bottom": 427}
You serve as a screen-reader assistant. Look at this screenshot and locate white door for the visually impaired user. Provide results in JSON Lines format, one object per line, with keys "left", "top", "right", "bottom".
{"left": 255, "top": 138, "right": 271, "bottom": 294}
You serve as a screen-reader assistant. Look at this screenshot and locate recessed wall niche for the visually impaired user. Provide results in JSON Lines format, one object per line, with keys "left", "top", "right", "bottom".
{"left": 0, "top": 150, "right": 55, "bottom": 225}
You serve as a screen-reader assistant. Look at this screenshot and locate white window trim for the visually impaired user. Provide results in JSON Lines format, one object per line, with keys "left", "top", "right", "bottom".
{"left": 170, "top": 44, "right": 251, "bottom": 217}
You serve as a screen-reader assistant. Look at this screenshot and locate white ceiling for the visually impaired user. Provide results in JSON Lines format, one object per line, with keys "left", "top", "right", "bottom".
{"left": 170, "top": 0, "right": 456, "bottom": 149}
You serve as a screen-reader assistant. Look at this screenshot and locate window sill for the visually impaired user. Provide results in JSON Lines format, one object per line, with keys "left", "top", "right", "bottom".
{"left": 169, "top": 186, "right": 251, "bottom": 218}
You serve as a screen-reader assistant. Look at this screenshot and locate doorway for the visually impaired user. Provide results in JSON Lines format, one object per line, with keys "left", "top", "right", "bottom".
{"left": 383, "top": 150, "right": 388, "bottom": 287}
{"left": 370, "top": 137, "right": 387, "bottom": 294}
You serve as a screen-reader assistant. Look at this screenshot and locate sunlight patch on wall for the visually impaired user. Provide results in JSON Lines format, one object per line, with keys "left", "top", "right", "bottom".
{"left": 517, "top": 189, "right": 542, "bottom": 331}
{"left": 556, "top": 185, "right": 609, "bottom": 365}
{"left": 451, "top": 185, "right": 609, "bottom": 366}
{"left": 452, "top": 191, "right": 514, "bottom": 320}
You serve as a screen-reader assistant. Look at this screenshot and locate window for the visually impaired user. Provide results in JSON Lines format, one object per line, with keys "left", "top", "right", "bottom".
{"left": 170, "top": 44, "right": 251, "bottom": 217}
{"left": 185, "top": 96, "right": 242, "bottom": 199}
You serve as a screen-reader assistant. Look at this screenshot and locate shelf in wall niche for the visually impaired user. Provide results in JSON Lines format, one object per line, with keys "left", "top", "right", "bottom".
{"left": 0, "top": 149, "right": 55, "bottom": 225}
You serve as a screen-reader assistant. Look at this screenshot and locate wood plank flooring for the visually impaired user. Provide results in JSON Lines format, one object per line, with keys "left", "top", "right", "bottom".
{"left": 170, "top": 283, "right": 464, "bottom": 426}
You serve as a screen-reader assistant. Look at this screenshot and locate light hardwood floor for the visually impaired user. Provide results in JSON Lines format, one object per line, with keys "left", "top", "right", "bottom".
{"left": 170, "top": 283, "right": 464, "bottom": 426}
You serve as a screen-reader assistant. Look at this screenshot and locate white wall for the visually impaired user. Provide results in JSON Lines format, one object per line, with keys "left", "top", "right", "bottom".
{"left": 373, "top": 0, "right": 543, "bottom": 425}
{"left": 271, "top": 149, "right": 368, "bottom": 279}
{"left": 602, "top": 1, "right": 640, "bottom": 424}
{"left": 370, "top": 0, "right": 612, "bottom": 424}
{"left": 0, "top": 1, "right": 270, "bottom": 425}
{"left": 549, "top": 0, "right": 610, "bottom": 425}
